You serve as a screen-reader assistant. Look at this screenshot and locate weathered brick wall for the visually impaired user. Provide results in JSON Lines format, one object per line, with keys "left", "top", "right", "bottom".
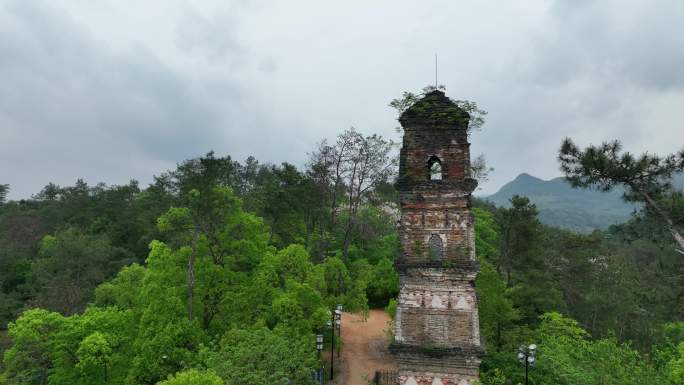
{"left": 396, "top": 372, "right": 478, "bottom": 385}
{"left": 393, "top": 347, "right": 481, "bottom": 385}
{"left": 398, "top": 129, "right": 471, "bottom": 183}
{"left": 395, "top": 268, "right": 480, "bottom": 347}
{"left": 397, "top": 102, "right": 477, "bottom": 267}
{"left": 398, "top": 90, "right": 471, "bottom": 186}
{"left": 399, "top": 205, "right": 475, "bottom": 265}
{"left": 392, "top": 90, "right": 481, "bottom": 385}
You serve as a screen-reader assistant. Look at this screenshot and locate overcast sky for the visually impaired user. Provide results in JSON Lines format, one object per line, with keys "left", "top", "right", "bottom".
{"left": 2, "top": 0, "right": 683, "bottom": 199}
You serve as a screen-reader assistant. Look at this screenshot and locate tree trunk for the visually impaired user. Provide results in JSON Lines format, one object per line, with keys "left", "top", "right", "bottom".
{"left": 188, "top": 227, "right": 198, "bottom": 322}
{"left": 342, "top": 163, "right": 359, "bottom": 261}
{"left": 631, "top": 185, "right": 684, "bottom": 252}
{"left": 341, "top": 219, "right": 354, "bottom": 261}
{"left": 496, "top": 322, "right": 501, "bottom": 349}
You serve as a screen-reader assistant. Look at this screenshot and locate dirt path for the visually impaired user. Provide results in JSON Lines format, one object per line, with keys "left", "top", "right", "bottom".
{"left": 338, "top": 309, "right": 397, "bottom": 385}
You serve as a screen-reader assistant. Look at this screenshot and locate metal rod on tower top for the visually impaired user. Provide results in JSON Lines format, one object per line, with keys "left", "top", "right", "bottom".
{"left": 435, "top": 53, "right": 438, "bottom": 87}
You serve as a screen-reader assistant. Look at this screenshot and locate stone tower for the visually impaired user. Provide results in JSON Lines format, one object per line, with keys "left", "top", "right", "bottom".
{"left": 391, "top": 90, "right": 483, "bottom": 385}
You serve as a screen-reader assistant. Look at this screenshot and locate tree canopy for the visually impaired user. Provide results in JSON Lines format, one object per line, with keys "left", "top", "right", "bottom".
{"left": 0, "top": 130, "right": 682, "bottom": 384}
{"left": 559, "top": 138, "right": 684, "bottom": 252}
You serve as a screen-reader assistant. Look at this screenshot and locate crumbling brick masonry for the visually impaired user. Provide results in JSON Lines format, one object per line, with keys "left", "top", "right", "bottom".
{"left": 392, "top": 90, "right": 483, "bottom": 385}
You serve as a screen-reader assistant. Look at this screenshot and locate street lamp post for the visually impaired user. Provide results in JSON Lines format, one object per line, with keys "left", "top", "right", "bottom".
{"left": 335, "top": 304, "right": 343, "bottom": 356}
{"left": 316, "top": 334, "right": 324, "bottom": 385}
{"left": 328, "top": 305, "right": 343, "bottom": 381}
{"left": 518, "top": 344, "right": 536, "bottom": 385}
{"left": 327, "top": 319, "right": 334, "bottom": 381}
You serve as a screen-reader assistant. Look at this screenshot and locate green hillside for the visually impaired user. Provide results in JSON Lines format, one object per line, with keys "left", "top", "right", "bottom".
{"left": 485, "top": 173, "right": 684, "bottom": 232}
{"left": 485, "top": 173, "right": 633, "bottom": 232}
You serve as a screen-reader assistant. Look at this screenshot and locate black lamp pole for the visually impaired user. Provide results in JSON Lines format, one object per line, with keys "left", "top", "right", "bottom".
{"left": 316, "top": 334, "right": 323, "bottom": 385}
{"left": 328, "top": 305, "right": 343, "bottom": 381}
{"left": 329, "top": 314, "right": 334, "bottom": 381}
{"left": 518, "top": 344, "right": 536, "bottom": 385}
{"left": 335, "top": 304, "right": 343, "bottom": 356}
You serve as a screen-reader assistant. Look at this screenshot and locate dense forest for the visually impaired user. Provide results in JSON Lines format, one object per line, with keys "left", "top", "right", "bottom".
{"left": 1, "top": 126, "right": 683, "bottom": 384}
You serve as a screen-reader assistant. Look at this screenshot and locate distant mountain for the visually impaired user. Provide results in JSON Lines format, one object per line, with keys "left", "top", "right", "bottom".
{"left": 484, "top": 173, "right": 684, "bottom": 233}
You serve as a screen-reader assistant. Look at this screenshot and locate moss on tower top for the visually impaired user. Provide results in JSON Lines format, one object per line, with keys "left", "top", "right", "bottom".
{"left": 399, "top": 90, "right": 470, "bottom": 128}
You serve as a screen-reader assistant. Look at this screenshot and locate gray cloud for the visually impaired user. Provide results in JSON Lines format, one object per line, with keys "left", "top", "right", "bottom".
{"left": 176, "top": 7, "right": 245, "bottom": 65}
{"left": 0, "top": 1, "right": 250, "bottom": 198}
{"left": 530, "top": 0, "right": 684, "bottom": 91}
{"left": 1, "top": 0, "right": 683, "bottom": 199}
{"left": 468, "top": 0, "right": 684, "bottom": 193}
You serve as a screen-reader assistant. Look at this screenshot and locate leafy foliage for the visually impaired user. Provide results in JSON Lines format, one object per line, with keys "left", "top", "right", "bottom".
{"left": 559, "top": 138, "right": 684, "bottom": 251}
{"left": 157, "top": 369, "right": 224, "bottom": 385}
{"left": 559, "top": 139, "right": 684, "bottom": 194}
{"left": 0, "top": 185, "right": 8, "bottom": 205}
{"left": 206, "top": 327, "right": 317, "bottom": 385}
{"left": 32, "top": 228, "right": 131, "bottom": 315}
{"left": 1, "top": 130, "right": 683, "bottom": 384}
{"left": 389, "top": 86, "right": 488, "bottom": 134}
{"left": 0, "top": 153, "right": 399, "bottom": 383}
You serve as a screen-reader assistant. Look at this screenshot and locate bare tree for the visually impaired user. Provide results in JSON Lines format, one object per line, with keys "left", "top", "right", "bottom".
{"left": 0, "top": 184, "right": 8, "bottom": 205}
{"left": 308, "top": 128, "right": 395, "bottom": 259}
{"left": 471, "top": 154, "right": 494, "bottom": 185}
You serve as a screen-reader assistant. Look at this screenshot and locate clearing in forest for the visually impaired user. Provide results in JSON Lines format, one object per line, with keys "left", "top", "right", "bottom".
{"left": 338, "top": 309, "right": 397, "bottom": 385}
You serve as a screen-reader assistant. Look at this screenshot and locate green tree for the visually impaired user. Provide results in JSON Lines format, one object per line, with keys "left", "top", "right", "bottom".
{"left": 93, "top": 263, "right": 146, "bottom": 310}
{"left": 494, "top": 196, "right": 566, "bottom": 324}
{"left": 2, "top": 307, "right": 134, "bottom": 385}
{"left": 559, "top": 138, "right": 684, "bottom": 252}
{"left": 473, "top": 207, "right": 499, "bottom": 261}
{"left": 242, "top": 163, "right": 314, "bottom": 248}
{"left": 0, "top": 240, "right": 28, "bottom": 327}
{"left": 49, "top": 307, "right": 135, "bottom": 385}
{"left": 206, "top": 327, "right": 317, "bottom": 385}
{"left": 496, "top": 196, "right": 542, "bottom": 285}
{"left": 157, "top": 369, "right": 224, "bottom": 385}
{"left": 476, "top": 258, "right": 518, "bottom": 350}
{"left": 307, "top": 128, "right": 395, "bottom": 260}
{"left": 254, "top": 246, "right": 328, "bottom": 331}
{"left": 666, "top": 342, "right": 684, "bottom": 383}
{"left": 157, "top": 187, "right": 272, "bottom": 326}
{"left": 2, "top": 309, "right": 65, "bottom": 385}
{"left": 365, "top": 257, "right": 399, "bottom": 307}
{"left": 0, "top": 184, "right": 8, "bottom": 205}
{"left": 76, "top": 332, "right": 113, "bottom": 384}
{"left": 160, "top": 151, "right": 240, "bottom": 199}
{"left": 318, "top": 256, "right": 367, "bottom": 312}
{"left": 32, "top": 228, "right": 129, "bottom": 315}
{"left": 262, "top": 244, "right": 315, "bottom": 286}
{"left": 532, "top": 312, "right": 666, "bottom": 385}
{"left": 125, "top": 241, "right": 206, "bottom": 385}
{"left": 475, "top": 369, "right": 507, "bottom": 385}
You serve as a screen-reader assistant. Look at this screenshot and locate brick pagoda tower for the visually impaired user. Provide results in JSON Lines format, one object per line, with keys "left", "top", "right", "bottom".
{"left": 391, "top": 89, "right": 483, "bottom": 385}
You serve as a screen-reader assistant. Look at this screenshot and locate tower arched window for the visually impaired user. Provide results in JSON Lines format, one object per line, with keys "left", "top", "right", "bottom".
{"left": 428, "top": 156, "right": 443, "bottom": 180}
{"left": 429, "top": 234, "right": 444, "bottom": 261}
